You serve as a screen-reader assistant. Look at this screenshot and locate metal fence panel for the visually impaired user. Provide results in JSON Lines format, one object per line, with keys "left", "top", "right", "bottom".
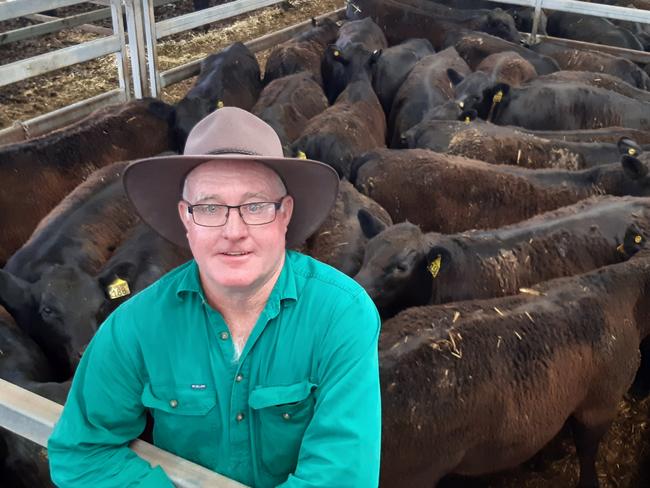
{"left": 0, "top": 0, "right": 88, "bottom": 22}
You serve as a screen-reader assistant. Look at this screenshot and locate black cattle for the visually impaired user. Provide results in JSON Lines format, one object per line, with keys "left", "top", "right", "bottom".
{"left": 371, "top": 38, "right": 435, "bottom": 115}
{"left": 173, "top": 42, "right": 262, "bottom": 148}
{"left": 460, "top": 80, "right": 650, "bottom": 131}
{"left": 547, "top": 11, "right": 645, "bottom": 51}
{"left": 529, "top": 43, "right": 650, "bottom": 90}
{"left": 292, "top": 50, "right": 386, "bottom": 179}
{"left": 252, "top": 72, "right": 329, "bottom": 152}
{"left": 321, "top": 17, "right": 388, "bottom": 103}
{"left": 347, "top": 0, "right": 520, "bottom": 50}
{"left": 388, "top": 47, "right": 470, "bottom": 147}
{"left": 404, "top": 118, "right": 650, "bottom": 169}
{"left": 263, "top": 17, "right": 339, "bottom": 86}
{"left": 355, "top": 195, "right": 649, "bottom": 316}
{"left": 0, "top": 99, "right": 174, "bottom": 266}
{"left": 443, "top": 29, "right": 560, "bottom": 76}
{"left": 353, "top": 140, "right": 650, "bottom": 234}
{"left": 379, "top": 250, "right": 650, "bottom": 487}
{"left": 0, "top": 163, "right": 137, "bottom": 379}
{"left": 535, "top": 70, "right": 650, "bottom": 103}
{"left": 297, "top": 180, "right": 393, "bottom": 276}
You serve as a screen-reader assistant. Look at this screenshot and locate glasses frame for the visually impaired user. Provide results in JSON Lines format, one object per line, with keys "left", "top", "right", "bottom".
{"left": 185, "top": 196, "right": 286, "bottom": 228}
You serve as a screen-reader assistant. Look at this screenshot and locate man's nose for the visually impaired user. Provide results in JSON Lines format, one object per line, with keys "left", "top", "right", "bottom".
{"left": 222, "top": 207, "right": 249, "bottom": 239}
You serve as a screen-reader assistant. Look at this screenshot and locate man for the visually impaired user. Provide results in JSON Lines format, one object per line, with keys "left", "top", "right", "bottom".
{"left": 48, "top": 107, "right": 381, "bottom": 487}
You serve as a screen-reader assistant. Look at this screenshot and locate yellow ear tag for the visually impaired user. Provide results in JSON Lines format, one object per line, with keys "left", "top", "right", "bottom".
{"left": 216, "top": 100, "right": 224, "bottom": 109}
{"left": 628, "top": 147, "right": 637, "bottom": 156}
{"left": 108, "top": 278, "right": 130, "bottom": 300}
{"left": 493, "top": 90, "right": 504, "bottom": 104}
{"left": 635, "top": 235, "right": 643, "bottom": 244}
{"left": 427, "top": 255, "right": 442, "bottom": 279}
{"left": 617, "top": 243, "right": 626, "bottom": 254}
{"left": 464, "top": 116, "right": 471, "bottom": 124}
{"left": 333, "top": 49, "right": 340, "bottom": 57}
{"left": 458, "top": 101, "right": 464, "bottom": 108}
{"left": 297, "top": 150, "right": 307, "bottom": 159}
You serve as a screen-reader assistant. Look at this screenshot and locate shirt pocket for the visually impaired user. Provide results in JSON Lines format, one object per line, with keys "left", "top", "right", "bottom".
{"left": 141, "top": 382, "right": 220, "bottom": 466}
{"left": 249, "top": 380, "right": 317, "bottom": 477}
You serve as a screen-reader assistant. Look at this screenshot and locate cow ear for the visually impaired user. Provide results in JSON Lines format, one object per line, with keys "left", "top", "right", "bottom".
{"left": 369, "top": 49, "right": 382, "bottom": 65}
{"left": 618, "top": 137, "right": 642, "bottom": 157}
{"left": 447, "top": 68, "right": 464, "bottom": 87}
{"left": 0, "top": 270, "right": 32, "bottom": 317}
{"left": 459, "top": 109, "right": 478, "bottom": 123}
{"left": 328, "top": 45, "right": 348, "bottom": 65}
{"left": 425, "top": 246, "right": 452, "bottom": 279}
{"left": 620, "top": 225, "right": 646, "bottom": 257}
{"left": 619, "top": 138, "right": 648, "bottom": 180}
{"left": 358, "top": 209, "right": 388, "bottom": 239}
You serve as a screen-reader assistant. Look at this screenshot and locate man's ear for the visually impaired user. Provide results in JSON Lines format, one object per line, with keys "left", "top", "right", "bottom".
{"left": 178, "top": 200, "right": 192, "bottom": 232}
{"left": 281, "top": 195, "right": 295, "bottom": 229}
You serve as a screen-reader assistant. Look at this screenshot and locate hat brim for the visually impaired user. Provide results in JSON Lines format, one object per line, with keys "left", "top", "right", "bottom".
{"left": 123, "top": 154, "right": 339, "bottom": 248}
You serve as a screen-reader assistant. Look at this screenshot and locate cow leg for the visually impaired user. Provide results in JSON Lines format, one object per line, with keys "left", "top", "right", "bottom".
{"left": 569, "top": 416, "right": 609, "bottom": 488}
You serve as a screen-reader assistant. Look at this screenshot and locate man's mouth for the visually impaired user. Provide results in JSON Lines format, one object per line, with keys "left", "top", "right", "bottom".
{"left": 221, "top": 251, "right": 251, "bottom": 256}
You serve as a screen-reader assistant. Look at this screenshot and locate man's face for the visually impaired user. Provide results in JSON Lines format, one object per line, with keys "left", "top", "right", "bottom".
{"left": 178, "top": 160, "right": 293, "bottom": 296}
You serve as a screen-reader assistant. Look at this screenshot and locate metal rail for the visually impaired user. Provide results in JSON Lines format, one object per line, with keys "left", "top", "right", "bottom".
{"left": 0, "top": 379, "right": 248, "bottom": 488}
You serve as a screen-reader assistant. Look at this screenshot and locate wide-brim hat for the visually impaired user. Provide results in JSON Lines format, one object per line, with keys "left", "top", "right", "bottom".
{"left": 123, "top": 106, "right": 339, "bottom": 248}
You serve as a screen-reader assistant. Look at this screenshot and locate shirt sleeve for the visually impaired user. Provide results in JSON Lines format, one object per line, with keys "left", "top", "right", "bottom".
{"left": 47, "top": 309, "right": 175, "bottom": 488}
{"left": 277, "top": 290, "right": 382, "bottom": 488}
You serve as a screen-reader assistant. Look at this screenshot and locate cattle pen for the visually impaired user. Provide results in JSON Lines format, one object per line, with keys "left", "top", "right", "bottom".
{"left": 4, "top": 0, "right": 650, "bottom": 486}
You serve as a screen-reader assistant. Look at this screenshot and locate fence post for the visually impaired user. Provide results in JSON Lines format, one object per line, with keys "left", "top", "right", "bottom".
{"left": 124, "top": 0, "right": 149, "bottom": 97}
{"left": 111, "top": 0, "right": 132, "bottom": 100}
{"left": 530, "top": 0, "right": 544, "bottom": 44}
{"left": 142, "top": 0, "right": 162, "bottom": 98}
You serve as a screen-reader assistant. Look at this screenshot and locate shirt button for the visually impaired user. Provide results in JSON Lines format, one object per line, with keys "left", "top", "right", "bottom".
{"left": 169, "top": 399, "right": 178, "bottom": 408}
{"left": 282, "top": 412, "right": 291, "bottom": 420}
{"left": 235, "top": 374, "right": 244, "bottom": 382}
{"left": 236, "top": 412, "right": 245, "bottom": 422}
{"left": 220, "top": 331, "right": 229, "bottom": 340}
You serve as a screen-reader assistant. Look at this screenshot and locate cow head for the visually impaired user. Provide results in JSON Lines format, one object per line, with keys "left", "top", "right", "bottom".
{"left": 354, "top": 213, "right": 435, "bottom": 317}
{"left": 322, "top": 43, "right": 382, "bottom": 103}
{"left": 619, "top": 138, "right": 649, "bottom": 180}
{"left": 0, "top": 266, "right": 105, "bottom": 380}
{"left": 173, "top": 96, "right": 221, "bottom": 150}
{"left": 481, "top": 9, "right": 521, "bottom": 44}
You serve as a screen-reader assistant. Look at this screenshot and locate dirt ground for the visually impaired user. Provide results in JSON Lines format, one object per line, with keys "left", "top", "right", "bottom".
{"left": 0, "top": 0, "right": 344, "bottom": 129}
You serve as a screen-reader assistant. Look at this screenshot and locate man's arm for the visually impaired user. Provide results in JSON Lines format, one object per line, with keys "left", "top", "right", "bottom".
{"left": 279, "top": 291, "right": 382, "bottom": 488}
{"left": 48, "top": 311, "right": 174, "bottom": 487}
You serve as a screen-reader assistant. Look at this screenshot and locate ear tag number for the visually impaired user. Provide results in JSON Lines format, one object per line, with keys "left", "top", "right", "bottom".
{"left": 427, "top": 255, "right": 442, "bottom": 278}
{"left": 493, "top": 90, "right": 504, "bottom": 104}
{"left": 108, "top": 278, "right": 131, "bottom": 300}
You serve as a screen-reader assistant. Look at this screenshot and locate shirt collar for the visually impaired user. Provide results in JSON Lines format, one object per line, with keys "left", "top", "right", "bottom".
{"left": 175, "top": 253, "right": 299, "bottom": 308}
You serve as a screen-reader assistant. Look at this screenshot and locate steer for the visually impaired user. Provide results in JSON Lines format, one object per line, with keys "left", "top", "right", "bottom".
{"left": 321, "top": 17, "right": 387, "bottom": 103}
{"left": 404, "top": 118, "right": 650, "bottom": 169}
{"left": 252, "top": 72, "right": 329, "bottom": 151}
{"left": 354, "top": 195, "right": 649, "bottom": 316}
{"left": 263, "top": 17, "right": 339, "bottom": 86}
{"left": 353, "top": 140, "right": 650, "bottom": 233}
{"left": 298, "top": 180, "right": 393, "bottom": 276}
{"left": 173, "top": 42, "right": 262, "bottom": 148}
{"left": 0, "top": 163, "right": 138, "bottom": 379}
{"left": 0, "top": 99, "right": 174, "bottom": 266}
{"left": 379, "top": 250, "right": 650, "bottom": 487}
{"left": 388, "top": 47, "right": 470, "bottom": 147}
{"left": 347, "top": 0, "right": 520, "bottom": 49}
{"left": 371, "top": 38, "right": 435, "bottom": 115}
{"left": 292, "top": 50, "right": 386, "bottom": 179}
{"left": 529, "top": 43, "right": 650, "bottom": 90}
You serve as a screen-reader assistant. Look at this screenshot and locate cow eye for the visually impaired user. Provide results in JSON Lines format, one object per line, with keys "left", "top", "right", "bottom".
{"left": 394, "top": 263, "right": 408, "bottom": 273}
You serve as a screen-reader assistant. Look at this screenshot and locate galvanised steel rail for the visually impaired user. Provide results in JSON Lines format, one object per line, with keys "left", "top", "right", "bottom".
{"left": 0, "top": 378, "right": 249, "bottom": 488}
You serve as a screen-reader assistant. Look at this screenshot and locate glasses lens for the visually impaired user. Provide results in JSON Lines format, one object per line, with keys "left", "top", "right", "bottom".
{"left": 192, "top": 204, "right": 228, "bottom": 226}
{"left": 241, "top": 202, "right": 278, "bottom": 225}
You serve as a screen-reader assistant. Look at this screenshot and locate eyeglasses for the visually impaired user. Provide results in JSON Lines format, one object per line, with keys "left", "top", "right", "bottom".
{"left": 185, "top": 197, "right": 286, "bottom": 227}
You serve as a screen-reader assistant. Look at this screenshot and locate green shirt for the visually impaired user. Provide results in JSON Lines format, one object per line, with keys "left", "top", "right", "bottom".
{"left": 48, "top": 250, "right": 381, "bottom": 488}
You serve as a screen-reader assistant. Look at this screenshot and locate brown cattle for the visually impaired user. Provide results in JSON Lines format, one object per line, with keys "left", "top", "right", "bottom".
{"left": 405, "top": 118, "right": 648, "bottom": 169}
{"left": 291, "top": 76, "right": 386, "bottom": 179}
{"left": 379, "top": 251, "right": 650, "bottom": 487}
{"left": 475, "top": 51, "right": 538, "bottom": 86}
{"left": 355, "top": 195, "right": 649, "bottom": 316}
{"left": 252, "top": 72, "right": 328, "bottom": 152}
{"left": 353, "top": 144, "right": 650, "bottom": 233}
{"left": 263, "top": 17, "right": 338, "bottom": 86}
{"left": 0, "top": 99, "right": 174, "bottom": 265}
{"left": 298, "top": 179, "right": 392, "bottom": 276}
{"left": 530, "top": 43, "right": 650, "bottom": 89}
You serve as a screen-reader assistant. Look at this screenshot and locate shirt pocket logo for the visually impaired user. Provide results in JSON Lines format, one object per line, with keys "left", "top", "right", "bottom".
{"left": 249, "top": 380, "right": 317, "bottom": 477}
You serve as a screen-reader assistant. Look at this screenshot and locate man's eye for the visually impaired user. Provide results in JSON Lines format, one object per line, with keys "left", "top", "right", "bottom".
{"left": 247, "top": 203, "right": 264, "bottom": 213}
{"left": 204, "top": 205, "right": 219, "bottom": 214}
